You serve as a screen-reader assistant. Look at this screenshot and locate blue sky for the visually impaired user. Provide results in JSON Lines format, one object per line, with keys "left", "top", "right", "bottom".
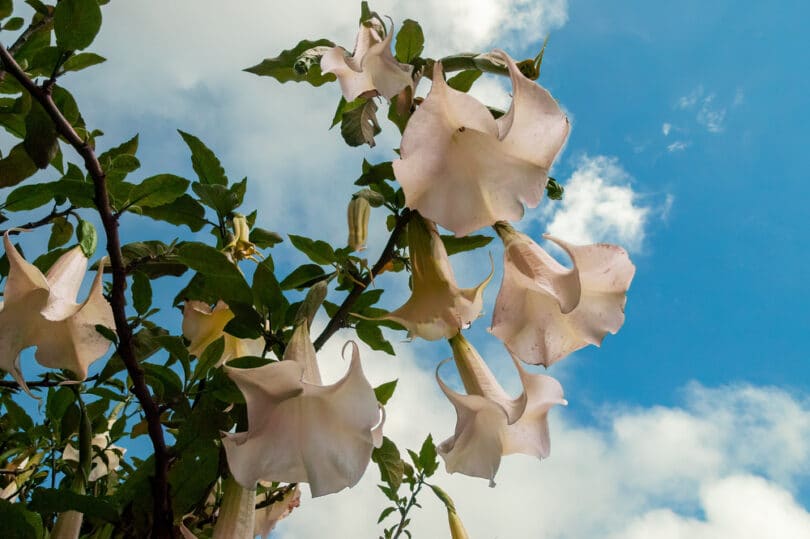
{"left": 4, "top": 0, "right": 810, "bottom": 537}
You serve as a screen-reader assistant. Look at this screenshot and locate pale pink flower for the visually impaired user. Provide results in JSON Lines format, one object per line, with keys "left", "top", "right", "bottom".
{"left": 0, "top": 231, "right": 114, "bottom": 392}
{"left": 393, "top": 50, "right": 569, "bottom": 237}
{"left": 437, "top": 333, "right": 566, "bottom": 485}
{"left": 490, "top": 222, "right": 636, "bottom": 366}
{"left": 320, "top": 20, "right": 413, "bottom": 102}
{"left": 380, "top": 213, "right": 491, "bottom": 341}
{"left": 222, "top": 322, "right": 382, "bottom": 497}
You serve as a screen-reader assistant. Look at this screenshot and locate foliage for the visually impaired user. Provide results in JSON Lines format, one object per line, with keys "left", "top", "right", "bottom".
{"left": 0, "top": 2, "right": 570, "bottom": 538}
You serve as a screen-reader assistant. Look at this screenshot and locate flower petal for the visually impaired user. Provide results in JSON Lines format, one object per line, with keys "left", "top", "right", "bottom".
{"left": 361, "top": 27, "right": 413, "bottom": 100}
{"left": 491, "top": 231, "right": 636, "bottom": 366}
{"left": 223, "top": 326, "right": 380, "bottom": 497}
{"left": 43, "top": 245, "right": 87, "bottom": 308}
{"left": 320, "top": 46, "right": 376, "bottom": 101}
{"left": 493, "top": 50, "right": 570, "bottom": 167}
{"left": 394, "top": 63, "right": 548, "bottom": 237}
{"left": 2, "top": 231, "right": 49, "bottom": 302}
{"left": 32, "top": 263, "right": 115, "bottom": 379}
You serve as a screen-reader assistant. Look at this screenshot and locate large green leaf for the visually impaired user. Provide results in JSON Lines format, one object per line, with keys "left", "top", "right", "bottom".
{"left": 289, "top": 234, "right": 336, "bottom": 265}
{"left": 279, "top": 263, "right": 329, "bottom": 290}
{"left": 176, "top": 242, "right": 252, "bottom": 303}
{"left": 372, "top": 436, "right": 404, "bottom": 492}
{"left": 178, "top": 130, "right": 227, "bottom": 186}
{"left": 139, "top": 194, "right": 206, "bottom": 232}
{"left": 3, "top": 182, "right": 54, "bottom": 211}
{"left": 394, "top": 20, "right": 424, "bottom": 63}
{"left": 29, "top": 488, "right": 119, "bottom": 522}
{"left": 54, "top": 0, "right": 103, "bottom": 51}
{"left": 0, "top": 499, "right": 44, "bottom": 539}
{"left": 126, "top": 173, "right": 189, "bottom": 208}
{"left": 245, "top": 39, "right": 336, "bottom": 86}
{"left": 61, "top": 52, "right": 106, "bottom": 73}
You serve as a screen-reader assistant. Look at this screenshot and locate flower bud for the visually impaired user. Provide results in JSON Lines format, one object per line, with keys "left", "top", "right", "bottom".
{"left": 225, "top": 213, "right": 261, "bottom": 262}
{"left": 347, "top": 196, "right": 371, "bottom": 252}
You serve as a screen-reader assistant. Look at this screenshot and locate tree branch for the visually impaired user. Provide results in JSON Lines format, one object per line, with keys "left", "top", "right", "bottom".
{"left": 0, "top": 43, "right": 175, "bottom": 538}
{"left": 0, "top": 373, "right": 98, "bottom": 390}
{"left": 313, "top": 208, "right": 411, "bottom": 351}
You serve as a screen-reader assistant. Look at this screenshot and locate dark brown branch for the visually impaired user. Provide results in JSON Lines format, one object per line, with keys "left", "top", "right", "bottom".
{"left": 0, "top": 373, "right": 98, "bottom": 390}
{"left": 0, "top": 12, "right": 54, "bottom": 81}
{"left": 314, "top": 208, "right": 411, "bottom": 351}
{"left": 0, "top": 43, "right": 174, "bottom": 538}
{"left": 0, "top": 205, "right": 75, "bottom": 236}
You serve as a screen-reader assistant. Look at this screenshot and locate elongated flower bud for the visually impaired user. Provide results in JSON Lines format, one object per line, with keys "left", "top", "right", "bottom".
{"left": 447, "top": 509, "right": 470, "bottom": 539}
{"left": 347, "top": 195, "right": 371, "bottom": 251}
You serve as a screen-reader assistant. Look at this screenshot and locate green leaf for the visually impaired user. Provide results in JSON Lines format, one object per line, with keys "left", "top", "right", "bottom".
{"left": 289, "top": 234, "right": 336, "bottom": 265}
{"left": 252, "top": 258, "right": 288, "bottom": 327}
{"left": 374, "top": 379, "right": 397, "bottom": 405}
{"left": 98, "top": 134, "right": 138, "bottom": 166}
{"left": 77, "top": 219, "right": 97, "bottom": 257}
{"left": 0, "top": 0, "right": 12, "bottom": 19}
{"left": 245, "top": 39, "right": 336, "bottom": 86}
{"left": 131, "top": 271, "right": 152, "bottom": 315}
{"left": 395, "top": 20, "right": 424, "bottom": 63}
{"left": 440, "top": 234, "right": 493, "bottom": 256}
{"left": 48, "top": 216, "right": 74, "bottom": 249}
{"left": 341, "top": 98, "right": 380, "bottom": 147}
{"left": 193, "top": 337, "right": 224, "bottom": 379}
{"left": 331, "top": 96, "right": 348, "bottom": 128}
{"left": 168, "top": 441, "right": 219, "bottom": 515}
{"left": 139, "top": 194, "right": 206, "bottom": 232}
{"left": 3, "top": 397, "right": 33, "bottom": 429}
{"left": 0, "top": 499, "right": 44, "bottom": 539}
{"left": 279, "top": 263, "right": 329, "bottom": 290}
{"left": 46, "top": 387, "right": 75, "bottom": 423}
{"left": 356, "top": 320, "right": 394, "bottom": 355}
{"left": 418, "top": 434, "right": 439, "bottom": 476}
{"left": 176, "top": 242, "right": 252, "bottom": 304}
{"left": 0, "top": 143, "right": 37, "bottom": 188}
{"left": 61, "top": 52, "right": 106, "bottom": 72}
{"left": 95, "top": 324, "right": 117, "bottom": 344}
{"left": 54, "top": 0, "right": 103, "bottom": 51}
{"left": 355, "top": 159, "right": 394, "bottom": 186}
{"left": 30, "top": 488, "right": 119, "bottom": 522}
{"left": 447, "top": 70, "right": 482, "bottom": 92}
{"left": 127, "top": 173, "right": 189, "bottom": 209}
{"left": 23, "top": 99, "right": 58, "bottom": 169}
{"left": 223, "top": 303, "right": 264, "bottom": 339}
{"left": 249, "top": 227, "right": 282, "bottom": 248}
{"left": 191, "top": 181, "right": 241, "bottom": 216}
{"left": 178, "top": 130, "right": 227, "bottom": 186}
{"left": 3, "top": 17, "right": 24, "bottom": 31}
{"left": 377, "top": 506, "right": 397, "bottom": 524}
{"left": 372, "top": 436, "right": 404, "bottom": 492}
{"left": 4, "top": 182, "right": 54, "bottom": 211}
{"left": 546, "top": 177, "right": 564, "bottom": 200}
{"left": 119, "top": 240, "right": 188, "bottom": 279}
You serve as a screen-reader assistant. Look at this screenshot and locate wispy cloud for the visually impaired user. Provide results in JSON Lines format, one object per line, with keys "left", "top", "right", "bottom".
{"left": 661, "top": 122, "right": 672, "bottom": 136}
{"left": 676, "top": 85, "right": 733, "bottom": 134}
{"left": 667, "top": 140, "right": 689, "bottom": 152}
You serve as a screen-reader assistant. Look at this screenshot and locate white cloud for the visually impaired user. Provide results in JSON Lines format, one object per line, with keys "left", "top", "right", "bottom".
{"left": 274, "top": 334, "right": 810, "bottom": 538}
{"left": 661, "top": 122, "right": 672, "bottom": 136}
{"left": 541, "top": 155, "right": 653, "bottom": 252}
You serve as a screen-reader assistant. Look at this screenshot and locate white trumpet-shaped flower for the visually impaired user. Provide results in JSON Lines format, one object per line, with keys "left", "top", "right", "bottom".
{"left": 222, "top": 322, "right": 383, "bottom": 497}
{"left": 320, "top": 19, "right": 413, "bottom": 102}
{"left": 437, "top": 333, "right": 566, "bottom": 486}
{"left": 0, "top": 231, "right": 114, "bottom": 392}
{"left": 393, "top": 50, "right": 569, "bottom": 237}
{"left": 182, "top": 301, "right": 264, "bottom": 366}
{"left": 490, "top": 222, "right": 636, "bottom": 366}
{"left": 380, "top": 213, "right": 492, "bottom": 341}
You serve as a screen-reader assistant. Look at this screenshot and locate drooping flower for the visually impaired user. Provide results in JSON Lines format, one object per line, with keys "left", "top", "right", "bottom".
{"left": 222, "top": 321, "right": 383, "bottom": 497}
{"left": 490, "top": 222, "right": 636, "bottom": 366}
{"left": 379, "top": 213, "right": 492, "bottom": 341}
{"left": 393, "top": 50, "right": 569, "bottom": 237}
{"left": 0, "top": 231, "right": 114, "bottom": 392}
{"left": 182, "top": 300, "right": 264, "bottom": 366}
{"left": 320, "top": 19, "right": 413, "bottom": 102}
{"left": 437, "top": 333, "right": 566, "bottom": 486}
{"left": 224, "top": 213, "right": 262, "bottom": 263}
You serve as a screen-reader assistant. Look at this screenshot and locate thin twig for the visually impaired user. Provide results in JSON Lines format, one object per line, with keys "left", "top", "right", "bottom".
{"left": 0, "top": 373, "right": 98, "bottom": 390}
{"left": 0, "top": 43, "right": 174, "bottom": 538}
{"left": 313, "top": 208, "right": 411, "bottom": 351}
{"left": 0, "top": 205, "right": 75, "bottom": 236}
